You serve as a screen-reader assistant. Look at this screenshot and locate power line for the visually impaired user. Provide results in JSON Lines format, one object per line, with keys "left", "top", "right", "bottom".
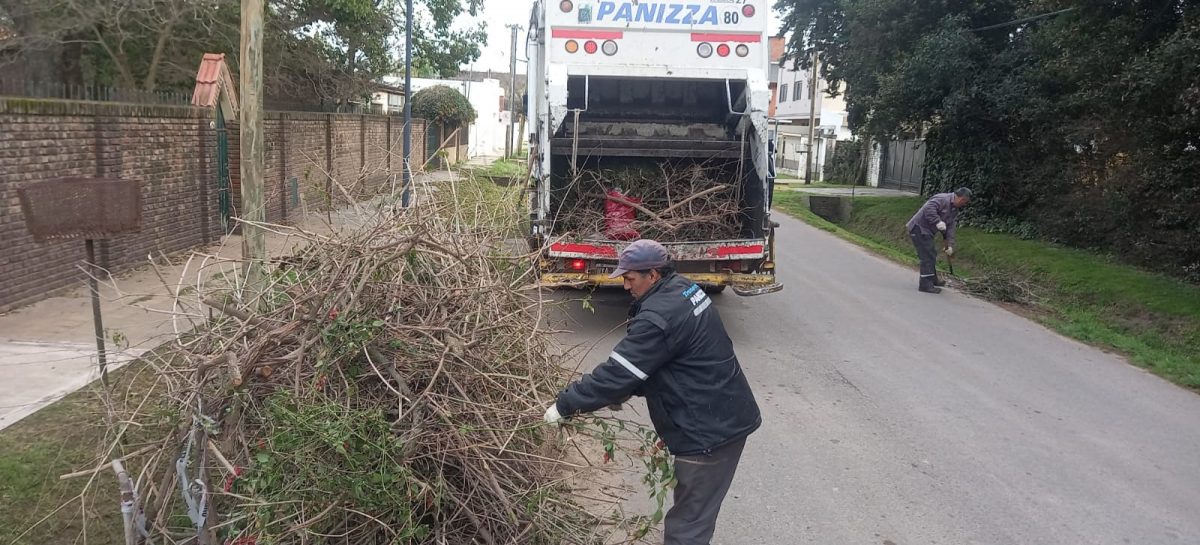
{"left": 970, "top": 7, "right": 1076, "bottom": 32}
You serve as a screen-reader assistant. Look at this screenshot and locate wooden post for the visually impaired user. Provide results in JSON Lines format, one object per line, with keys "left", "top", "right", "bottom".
{"left": 239, "top": 0, "right": 267, "bottom": 299}
{"left": 506, "top": 24, "right": 521, "bottom": 158}
{"left": 325, "top": 114, "right": 334, "bottom": 219}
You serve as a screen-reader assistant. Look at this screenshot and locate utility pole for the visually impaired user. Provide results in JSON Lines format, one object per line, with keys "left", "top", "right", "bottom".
{"left": 239, "top": 0, "right": 266, "bottom": 295}
{"left": 402, "top": 0, "right": 414, "bottom": 207}
{"left": 804, "top": 50, "right": 819, "bottom": 185}
{"left": 506, "top": 24, "right": 521, "bottom": 158}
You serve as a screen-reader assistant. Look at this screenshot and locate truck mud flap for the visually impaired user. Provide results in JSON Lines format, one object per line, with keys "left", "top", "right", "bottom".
{"left": 732, "top": 283, "right": 784, "bottom": 296}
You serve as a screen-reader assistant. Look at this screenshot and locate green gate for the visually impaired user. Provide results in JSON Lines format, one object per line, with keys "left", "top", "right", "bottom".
{"left": 425, "top": 123, "right": 443, "bottom": 169}
{"left": 215, "top": 108, "right": 232, "bottom": 231}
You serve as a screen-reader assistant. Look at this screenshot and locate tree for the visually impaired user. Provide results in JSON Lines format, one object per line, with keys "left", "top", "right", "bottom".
{"left": 772, "top": 0, "right": 1200, "bottom": 279}
{"left": 410, "top": 84, "right": 475, "bottom": 125}
{"left": 0, "top": 0, "right": 486, "bottom": 102}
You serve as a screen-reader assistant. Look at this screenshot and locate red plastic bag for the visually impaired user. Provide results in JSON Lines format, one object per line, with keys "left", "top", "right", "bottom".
{"left": 604, "top": 189, "right": 641, "bottom": 241}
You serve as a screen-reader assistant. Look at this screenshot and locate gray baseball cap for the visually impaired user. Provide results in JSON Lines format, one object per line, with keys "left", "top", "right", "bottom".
{"left": 609, "top": 239, "right": 671, "bottom": 278}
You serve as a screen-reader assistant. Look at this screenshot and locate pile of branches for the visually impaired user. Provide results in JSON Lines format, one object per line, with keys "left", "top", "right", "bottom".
{"left": 959, "top": 270, "right": 1046, "bottom": 306}
{"left": 555, "top": 161, "right": 744, "bottom": 242}
{"left": 101, "top": 182, "right": 624, "bottom": 544}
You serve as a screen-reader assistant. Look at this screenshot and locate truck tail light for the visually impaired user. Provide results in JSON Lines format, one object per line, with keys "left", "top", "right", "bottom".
{"left": 567, "top": 259, "right": 587, "bottom": 271}
{"left": 565, "top": 40, "right": 579, "bottom": 54}
{"left": 697, "top": 42, "right": 714, "bottom": 58}
{"left": 583, "top": 40, "right": 598, "bottom": 54}
{"left": 560, "top": 0, "right": 573, "bottom": 12}
{"left": 717, "top": 44, "right": 731, "bottom": 57}
{"left": 735, "top": 44, "right": 750, "bottom": 57}
{"left": 742, "top": 4, "right": 755, "bottom": 17}
{"left": 602, "top": 40, "right": 618, "bottom": 56}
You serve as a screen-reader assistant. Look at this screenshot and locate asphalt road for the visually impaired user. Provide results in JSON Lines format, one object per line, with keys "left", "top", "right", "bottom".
{"left": 550, "top": 212, "right": 1200, "bottom": 545}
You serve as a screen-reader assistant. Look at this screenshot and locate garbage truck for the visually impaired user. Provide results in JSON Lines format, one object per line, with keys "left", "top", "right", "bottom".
{"left": 524, "top": 0, "right": 782, "bottom": 295}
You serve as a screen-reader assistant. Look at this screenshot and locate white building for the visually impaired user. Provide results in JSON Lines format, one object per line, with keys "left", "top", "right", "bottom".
{"left": 773, "top": 59, "right": 853, "bottom": 182}
{"left": 370, "top": 84, "right": 406, "bottom": 114}
{"left": 381, "top": 76, "right": 523, "bottom": 158}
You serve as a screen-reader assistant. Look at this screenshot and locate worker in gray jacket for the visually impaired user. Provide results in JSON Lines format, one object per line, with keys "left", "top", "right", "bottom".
{"left": 906, "top": 187, "right": 972, "bottom": 293}
{"left": 544, "top": 239, "right": 760, "bottom": 545}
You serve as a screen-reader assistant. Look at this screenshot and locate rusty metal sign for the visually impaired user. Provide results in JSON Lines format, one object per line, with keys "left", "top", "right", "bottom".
{"left": 17, "top": 178, "right": 142, "bottom": 241}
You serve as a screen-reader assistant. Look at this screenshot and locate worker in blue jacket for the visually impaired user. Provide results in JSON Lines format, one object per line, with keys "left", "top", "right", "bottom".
{"left": 906, "top": 187, "right": 972, "bottom": 293}
{"left": 544, "top": 239, "right": 761, "bottom": 545}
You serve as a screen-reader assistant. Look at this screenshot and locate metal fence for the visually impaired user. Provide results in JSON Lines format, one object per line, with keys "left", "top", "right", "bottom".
{"left": 0, "top": 80, "right": 193, "bottom": 106}
{"left": 0, "top": 80, "right": 401, "bottom": 115}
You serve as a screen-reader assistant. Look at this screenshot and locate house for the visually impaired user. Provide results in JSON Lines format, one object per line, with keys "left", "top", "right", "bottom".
{"left": 772, "top": 55, "right": 853, "bottom": 182}
{"left": 767, "top": 37, "right": 786, "bottom": 118}
{"left": 370, "top": 84, "right": 406, "bottom": 114}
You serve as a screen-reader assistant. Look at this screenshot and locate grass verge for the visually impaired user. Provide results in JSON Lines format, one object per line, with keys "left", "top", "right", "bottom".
{"left": 0, "top": 359, "right": 169, "bottom": 544}
{"left": 773, "top": 192, "right": 1200, "bottom": 389}
{"left": 450, "top": 165, "right": 526, "bottom": 237}
{"left": 468, "top": 157, "right": 527, "bottom": 180}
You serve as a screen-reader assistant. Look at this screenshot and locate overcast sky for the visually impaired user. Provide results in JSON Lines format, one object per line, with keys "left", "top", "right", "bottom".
{"left": 459, "top": 0, "right": 783, "bottom": 73}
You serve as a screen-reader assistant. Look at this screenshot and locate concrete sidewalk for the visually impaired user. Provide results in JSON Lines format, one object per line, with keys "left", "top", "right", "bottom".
{"left": 0, "top": 170, "right": 457, "bottom": 431}
{"left": 790, "top": 186, "right": 917, "bottom": 197}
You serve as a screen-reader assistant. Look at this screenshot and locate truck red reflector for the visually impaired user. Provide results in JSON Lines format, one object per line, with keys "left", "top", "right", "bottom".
{"left": 550, "top": 242, "right": 619, "bottom": 258}
{"left": 552, "top": 29, "right": 623, "bottom": 40}
{"left": 691, "top": 33, "right": 761, "bottom": 43}
{"left": 717, "top": 44, "right": 731, "bottom": 57}
{"left": 708, "top": 245, "right": 764, "bottom": 258}
{"left": 584, "top": 40, "right": 598, "bottom": 54}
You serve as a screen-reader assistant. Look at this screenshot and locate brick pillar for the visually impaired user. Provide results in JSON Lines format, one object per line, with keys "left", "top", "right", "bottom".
{"left": 199, "top": 118, "right": 211, "bottom": 242}
{"left": 279, "top": 114, "right": 288, "bottom": 220}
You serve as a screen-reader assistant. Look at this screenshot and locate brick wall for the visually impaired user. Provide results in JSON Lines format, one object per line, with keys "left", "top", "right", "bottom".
{"left": 0, "top": 98, "right": 218, "bottom": 313}
{"left": 0, "top": 97, "right": 430, "bottom": 312}
{"left": 228, "top": 112, "right": 427, "bottom": 215}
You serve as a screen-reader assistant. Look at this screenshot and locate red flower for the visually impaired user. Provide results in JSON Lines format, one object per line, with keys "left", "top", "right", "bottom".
{"left": 223, "top": 466, "right": 245, "bottom": 492}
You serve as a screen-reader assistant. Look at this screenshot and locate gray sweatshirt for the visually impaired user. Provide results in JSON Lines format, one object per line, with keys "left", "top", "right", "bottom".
{"left": 906, "top": 193, "right": 959, "bottom": 246}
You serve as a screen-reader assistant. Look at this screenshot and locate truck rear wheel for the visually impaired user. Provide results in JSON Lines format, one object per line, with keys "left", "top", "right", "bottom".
{"left": 702, "top": 285, "right": 726, "bottom": 295}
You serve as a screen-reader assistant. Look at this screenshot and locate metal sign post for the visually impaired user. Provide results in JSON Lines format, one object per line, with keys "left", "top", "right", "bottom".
{"left": 18, "top": 178, "right": 142, "bottom": 385}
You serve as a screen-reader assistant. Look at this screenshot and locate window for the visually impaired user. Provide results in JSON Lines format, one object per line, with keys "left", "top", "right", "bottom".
{"left": 779, "top": 84, "right": 788, "bottom": 102}
{"left": 793, "top": 83, "right": 802, "bottom": 101}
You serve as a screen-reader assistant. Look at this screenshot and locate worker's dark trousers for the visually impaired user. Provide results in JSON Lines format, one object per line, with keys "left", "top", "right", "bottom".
{"left": 910, "top": 228, "right": 938, "bottom": 290}
{"left": 663, "top": 437, "right": 747, "bottom": 545}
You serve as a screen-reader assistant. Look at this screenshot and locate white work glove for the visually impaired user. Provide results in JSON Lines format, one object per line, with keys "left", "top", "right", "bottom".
{"left": 543, "top": 404, "right": 563, "bottom": 424}
{"left": 945, "top": 246, "right": 954, "bottom": 256}
{"left": 936, "top": 220, "right": 947, "bottom": 232}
